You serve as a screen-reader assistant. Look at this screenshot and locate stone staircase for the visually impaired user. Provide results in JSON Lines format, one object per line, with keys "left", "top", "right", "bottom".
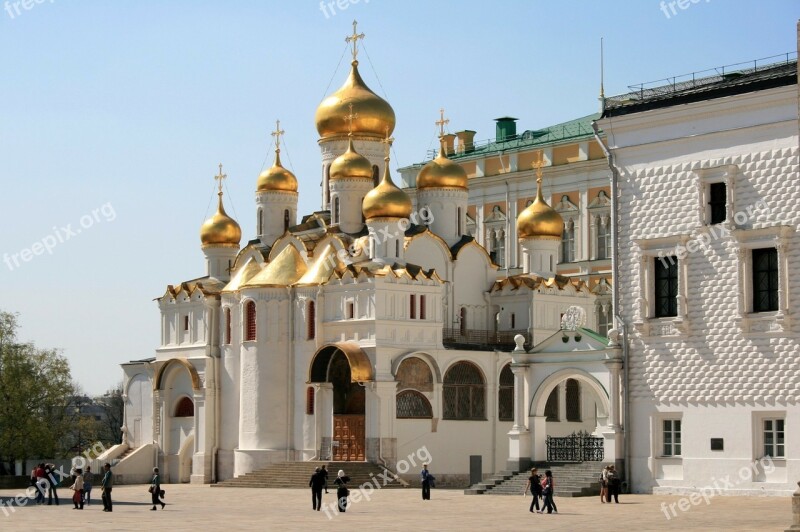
{"left": 465, "top": 462, "right": 610, "bottom": 497}
{"left": 212, "top": 461, "right": 407, "bottom": 489}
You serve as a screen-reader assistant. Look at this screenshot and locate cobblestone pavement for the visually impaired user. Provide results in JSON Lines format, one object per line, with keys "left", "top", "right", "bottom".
{"left": 0, "top": 485, "right": 791, "bottom": 531}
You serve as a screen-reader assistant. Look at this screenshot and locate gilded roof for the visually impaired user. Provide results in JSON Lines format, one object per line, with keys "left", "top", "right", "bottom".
{"left": 242, "top": 244, "right": 307, "bottom": 288}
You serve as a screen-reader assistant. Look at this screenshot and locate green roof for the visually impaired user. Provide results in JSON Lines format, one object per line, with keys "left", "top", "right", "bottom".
{"left": 401, "top": 112, "right": 601, "bottom": 168}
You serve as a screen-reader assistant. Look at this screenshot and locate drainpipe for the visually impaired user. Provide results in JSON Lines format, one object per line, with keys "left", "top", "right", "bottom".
{"left": 591, "top": 120, "right": 631, "bottom": 491}
{"left": 286, "top": 287, "right": 295, "bottom": 462}
{"left": 211, "top": 304, "right": 221, "bottom": 484}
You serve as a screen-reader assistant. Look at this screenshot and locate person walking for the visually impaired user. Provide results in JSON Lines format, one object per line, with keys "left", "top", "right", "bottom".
{"left": 34, "top": 463, "right": 46, "bottom": 505}
{"left": 45, "top": 464, "right": 59, "bottom": 506}
{"left": 600, "top": 465, "right": 610, "bottom": 503}
{"left": 420, "top": 463, "right": 435, "bottom": 501}
{"left": 70, "top": 468, "right": 84, "bottom": 510}
{"left": 83, "top": 466, "right": 93, "bottom": 506}
{"left": 320, "top": 464, "right": 330, "bottom": 494}
{"left": 523, "top": 467, "right": 542, "bottom": 512}
{"left": 100, "top": 463, "right": 113, "bottom": 512}
{"left": 333, "top": 470, "right": 350, "bottom": 513}
{"left": 539, "top": 470, "right": 557, "bottom": 514}
{"left": 150, "top": 467, "right": 165, "bottom": 510}
{"left": 309, "top": 467, "right": 324, "bottom": 511}
{"left": 606, "top": 465, "right": 620, "bottom": 503}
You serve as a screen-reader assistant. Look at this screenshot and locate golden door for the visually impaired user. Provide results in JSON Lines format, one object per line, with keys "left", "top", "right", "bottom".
{"left": 332, "top": 415, "right": 365, "bottom": 461}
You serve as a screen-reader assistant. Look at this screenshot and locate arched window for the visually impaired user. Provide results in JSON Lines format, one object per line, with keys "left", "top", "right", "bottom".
{"left": 544, "top": 386, "right": 559, "bottom": 421}
{"left": 396, "top": 357, "right": 433, "bottom": 392}
{"left": 459, "top": 307, "right": 467, "bottom": 335}
{"left": 306, "top": 386, "right": 315, "bottom": 415}
{"left": 174, "top": 397, "right": 194, "bottom": 417}
{"left": 372, "top": 165, "right": 379, "bottom": 187}
{"left": 245, "top": 300, "right": 257, "bottom": 341}
{"left": 561, "top": 220, "right": 575, "bottom": 263}
{"left": 257, "top": 208, "right": 263, "bottom": 236}
{"left": 566, "top": 379, "right": 581, "bottom": 422}
{"left": 443, "top": 361, "right": 485, "bottom": 420}
{"left": 498, "top": 364, "right": 514, "bottom": 421}
{"left": 224, "top": 308, "right": 231, "bottom": 345}
{"left": 324, "top": 165, "right": 331, "bottom": 206}
{"left": 419, "top": 295, "right": 426, "bottom": 320}
{"left": 410, "top": 294, "right": 416, "bottom": 319}
{"left": 307, "top": 301, "right": 316, "bottom": 340}
{"left": 396, "top": 390, "right": 433, "bottom": 419}
{"left": 284, "top": 209, "right": 290, "bottom": 231}
{"left": 333, "top": 197, "right": 340, "bottom": 224}
{"left": 597, "top": 216, "right": 610, "bottom": 259}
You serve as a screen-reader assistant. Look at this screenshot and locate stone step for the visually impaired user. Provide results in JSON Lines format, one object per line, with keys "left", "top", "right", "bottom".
{"left": 465, "top": 461, "right": 610, "bottom": 497}
{"left": 213, "top": 461, "right": 407, "bottom": 489}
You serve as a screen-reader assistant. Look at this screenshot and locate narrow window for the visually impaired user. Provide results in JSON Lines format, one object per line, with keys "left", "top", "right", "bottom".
{"left": 419, "top": 295, "right": 426, "bottom": 320}
{"left": 224, "top": 308, "right": 231, "bottom": 345}
{"left": 763, "top": 419, "right": 785, "bottom": 458}
{"left": 307, "top": 301, "right": 316, "bottom": 340}
{"left": 663, "top": 419, "right": 682, "bottom": 456}
{"left": 561, "top": 222, "right": 575, "bottom": 262}
{"left": 457, "top": 207, "right": 462, "bottom": 237}
{"left": 752, "top": 248, "right": 778, "bottom": 313}
{"left": 654, "top": 256, "right": 678, "bottom": 318}
{"left": 333, "top": 197, "right": 340, "bottom": 224}
{"left": 306, "top": 387, "right": 315, "bottom": 415}
{"left": 459, "top": 307, "right": 467, "bottom": 335}
{"left": 245, "top": 301, "right": 257, "bottom": 341}
{"left": 257, "top": 208, "right": 263, "bottom": 236}
{"left": 395, "top": 239, "right": 400, "bottom": 257}
{"left": 498, "top": 364, "right": 514, "bottom": 421}
{"left": 372, "top": 165, "right": 379, "bottom": 187}
{"left": 183, "top": 315, "right": 189, "bottom": 332}
{"left": 284, "top": 209, "right": 290, "bottom": 231}
{"left": 565, "top": 379, "right": 581, "bottom": 422}
{"left": 347, "top": 301, "right": 354, "bottom": 319}
{"left": 708, "top": 182, "right": 727, "bottom": 225}
{"left": 510, "top": 313, "right": 515, "bottom": 329}
{"left": 544, "top": 387, "right": 559, "bottom": 421}
{"left": 410, "top": 294, "right": 417, "bottom": 319}
{"left": 597, "top": 218, "right": 610, "bottom": 259}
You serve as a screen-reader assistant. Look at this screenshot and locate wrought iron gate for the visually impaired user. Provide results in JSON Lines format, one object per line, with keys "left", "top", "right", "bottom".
{"left": 546, "top": 431, "right": 604, "bottom": 461}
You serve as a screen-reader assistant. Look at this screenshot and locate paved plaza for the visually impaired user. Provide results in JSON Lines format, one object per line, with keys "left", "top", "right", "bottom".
{"left": 0, "top": 484, "right": 792, "bottom": 531}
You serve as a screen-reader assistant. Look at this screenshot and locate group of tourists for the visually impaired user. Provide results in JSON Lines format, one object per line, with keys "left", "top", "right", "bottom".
{"left": 28, "top": 462, "right": 114, "bottom": 511}
{"left": 523, "top": 468, "right": 557, "bottom": 514}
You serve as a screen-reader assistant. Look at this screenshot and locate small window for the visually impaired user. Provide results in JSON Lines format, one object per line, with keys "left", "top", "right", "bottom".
{"left": 257, "top": 208, "right": 264, "bottom": 236}
{"left": 498, "top": 364, "right": 514, "bottom": 421}
{"left": 347, "top": 301, "right": 354, "bottom": 320}
{"left": 307, "top": 301, "right": 316, "bottom": 340}
{"left": 459, "top": 307, "right": 467, "bottom": 335}
{"left": 597, "top": 216, "right": 611, "bottom": 259}
{"left": 395, "top": 239, "right": 400, "bottom": 257}
{"left": 752, "top": 248, "right": 778, "bottom": 313}
{"left": 396, "top": 390, "right": 433, "bottom": 419}
{"left": 663, "top": 419, "right": 682, "bottom": 456}
{"left": 565, "top": 379, "right": 581, "bottom": 422}
{"left": 763, "top": 419, "right": 785, "bottom": 458}
{"left": 544, "top": 387, "right": 559, "bottom": 421}
{"left": 333, "top": 197, "right": 340, "bottom": 224}
{"left": 561, "top": 222, "right": 575, "bottom": 263}
{"left": 598, "top": 304, "right": 613, "bottom": 337}
{"left": 372, "top": 165, "right": 379, "bottom": 187}
{"left": 510, "top": 313, "right": 516, "bottom": 329}
{"left": 419, "top": 295, "right": 426, "bottom": 320}
{"left": 245, "top": 301, "right": 257, "bottom": 341}
{"left": 183, "top": 315, "right": 189, "bottom": 332}
{"left": 709, "top": 182, "right": 727, "bottom": 224}
{"left": 306, "top": 387, "right": 315, "bottom": 415}
{"left": 410, "top": 295, "right": 416, "bottom": 319}
{"left": 224, "top": 308, "right": 232, "bottom": 345}
{"left": 284, "top": 209, "right": 290, "bottom": 231}
{"left": 654, "top": 256, "right": 678, "bottom": 318}
{"left": 174, "top": 397, "right": 194, "bottom": 417}
{"left": 457, "top": 207, "right": 462, "bottom": 237}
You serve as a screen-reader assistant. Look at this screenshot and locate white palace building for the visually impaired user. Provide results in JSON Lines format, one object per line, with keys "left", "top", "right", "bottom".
{"left": 111, "top": 24, "right": 799, "bottom": 495}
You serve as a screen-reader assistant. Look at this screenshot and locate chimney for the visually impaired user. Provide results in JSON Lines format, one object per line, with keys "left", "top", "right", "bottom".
{"left": 456, "top": 130, "right": 476, "bottom": 153}
{"left": 441, "top": 133, "right": 456, "bottom": 156}
{"left": 494, "top": 117, "right": 518, "bottom": 142}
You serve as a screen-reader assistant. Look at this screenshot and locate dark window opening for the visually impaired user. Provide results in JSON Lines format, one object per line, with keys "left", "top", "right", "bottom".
{"left": 709, "top": 182, "right": 727, "bottom": 225}
{"left": 752, "top": 247, "right": 779, "bottom": 313}
{"left": 654, "top": 256, "right": 678, "bottom": 318}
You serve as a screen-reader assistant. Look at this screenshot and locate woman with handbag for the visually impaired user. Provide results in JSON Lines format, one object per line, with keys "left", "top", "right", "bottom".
{"left": 150, "top": 467, "right": 165, "bottom": 510}
{"left": 334, "top": 470, "right": 350, "bottom": 513}
{"left": 70, "top": 468, "right": 84, "bottom": 510}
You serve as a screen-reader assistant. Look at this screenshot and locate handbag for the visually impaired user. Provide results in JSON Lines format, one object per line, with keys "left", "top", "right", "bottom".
{"left": 148, "top": 486, "right": 154, "bottom": 494}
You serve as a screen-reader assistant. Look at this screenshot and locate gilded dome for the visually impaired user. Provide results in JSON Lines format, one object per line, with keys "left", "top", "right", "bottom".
{"left": 201, "top": 194, "right": 242, "bottom": 247}
{"left": 330, "top": 137, "right": 374, "bottom": 180}
{"left": 257, "top": 150, "right": 298, "bottom": 192}
{"left": 517, "top": 183, "right": 564, "bottom": 240}
{"left": 315, "top": 61, "right": 396, "bottom": 140}
{"left": 417, "top": 145, "right": 468, "bottom": 189}
{"left": 362, "top": 159, "right": 412, "bottom": 220}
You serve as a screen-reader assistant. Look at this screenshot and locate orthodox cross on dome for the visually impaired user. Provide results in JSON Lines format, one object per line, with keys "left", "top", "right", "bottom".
{"left": 345, "top": 20, "right": 365, "bottom": 62}
{"left": 271, "top": 119, "right": 285, "bottom": 152}
{"left": 435, "top": 108, "right": 449, "bottom": 137}
{"left": 215, "top": 163, "right": 227, "bottom": 195}
{"left": 380, "top": 126, "right": 394, "bottom": 160}
{"left": 344, "top": 102, "right": 358, "bottom": 136}
{"left": 531, "top": 150, "right": 545, "bottom": 185}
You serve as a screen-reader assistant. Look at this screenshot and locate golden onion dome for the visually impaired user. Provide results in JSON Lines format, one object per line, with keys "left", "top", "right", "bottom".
{"left": 362, "top": 158, "right": 412, "bottom": 220}
{"left": 330, "top": 136, "right": 374, "bottom": 180}
{"left": 315, "top": 61, "right": 396, "bottom": 140}
{"left": 200, "top": 193, "right": 242, "bottom": 247}
{"left": 417, "top": 144, "right": 468, "bottom": 189}
{"left": 257, "top": 150, "right": 298, "bottom": 192}
{"left": 517, "top": 181, "right": 564, "bottom": 240}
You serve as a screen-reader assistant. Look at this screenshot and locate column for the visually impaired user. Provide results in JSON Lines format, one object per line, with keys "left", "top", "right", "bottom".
{"left": 603, "top": 356, "right": 624, "bottom": 470}
{"left": 316, "top": 383, "right": 333, "bottom": 460}
{"left": 508, "top": 199, "right": 518, "bottom": 267}
{"left": 507, "top": 363, "right": 531, "bottom": 472}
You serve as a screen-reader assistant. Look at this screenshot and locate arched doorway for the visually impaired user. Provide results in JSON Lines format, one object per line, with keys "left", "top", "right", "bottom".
{"left": 309, "top": 343, "right": 373, "bottom": 462}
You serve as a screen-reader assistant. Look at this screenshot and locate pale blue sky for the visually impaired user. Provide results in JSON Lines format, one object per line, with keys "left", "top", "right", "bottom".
{"left": 1, "top": 0, "right": 797, "bottom": 394}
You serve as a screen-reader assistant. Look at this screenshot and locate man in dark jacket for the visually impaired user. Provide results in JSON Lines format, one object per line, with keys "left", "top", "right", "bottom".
{"left": 309, "top": 467, "right": 325, "bottom": 511}
{"left": 101, "top": 463, "right": 113, "bottom": 512}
